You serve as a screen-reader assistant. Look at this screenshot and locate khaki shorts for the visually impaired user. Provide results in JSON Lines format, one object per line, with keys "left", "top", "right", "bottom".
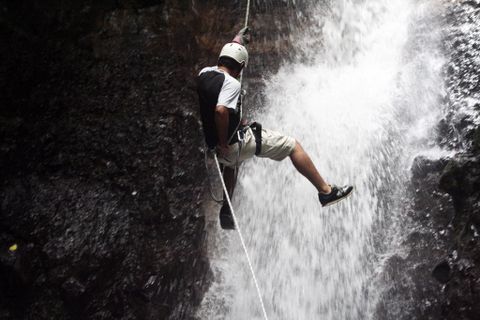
{"left": 218, "top": 127, "right": 296, "bottom": 167}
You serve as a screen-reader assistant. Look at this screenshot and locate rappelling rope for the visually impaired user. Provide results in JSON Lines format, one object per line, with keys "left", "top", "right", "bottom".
{"left": 213, "top": 153, "right": 269, "bottom": 320}
{"left": 204, "top": 0, "right": 269, "bottom": 318}
{"left": 244, "top": 0, "right": 251, "bottom": 28}
{"left": 239, "top": 0, "right": 251, "bottom": 119}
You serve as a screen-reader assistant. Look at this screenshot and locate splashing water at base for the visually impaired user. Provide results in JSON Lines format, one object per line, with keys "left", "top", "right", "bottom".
{"left": 198, "top": 0, "right": 446, "bottom": 319}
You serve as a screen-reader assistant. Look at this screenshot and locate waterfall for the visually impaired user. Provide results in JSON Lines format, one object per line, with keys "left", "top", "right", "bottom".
{"left": 199, "top": 0, "right": 448, "bottom": 319}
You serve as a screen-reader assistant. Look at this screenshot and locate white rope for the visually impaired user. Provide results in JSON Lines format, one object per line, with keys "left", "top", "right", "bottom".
{"left": 207, "top": 1, "right": 269, "bottom": 318}
{"left": 244, "top": 0, "right": 252, "bottom": 28}
{"left": 238, "top": 0, "right": 251, "bottom": 129}
{"left": 213, "top": 153, "right": 269, "bottom": 320}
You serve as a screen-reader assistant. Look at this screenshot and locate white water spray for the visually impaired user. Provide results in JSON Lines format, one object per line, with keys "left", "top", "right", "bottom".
{"left": 199, "top": 0, "right": 447, "bottom": 319}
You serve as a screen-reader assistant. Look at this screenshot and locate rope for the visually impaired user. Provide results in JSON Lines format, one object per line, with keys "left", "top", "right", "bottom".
{"left": 244, "top": 0, "right": 252, "bottom": 28}
{"left": 213, "top": 153, "right": 269, "bottom": 320}
{"left": 239, "top": 0, "right": 251, "bottom": 120}
{"left": 206, "top": 0, "right": 269, "bottom": 318}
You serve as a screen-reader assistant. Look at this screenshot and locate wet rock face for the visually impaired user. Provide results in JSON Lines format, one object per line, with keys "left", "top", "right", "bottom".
{"left": 432, "top": 1, "right": 480, "bottom": 318}
{"left": 376, "top": 156, "right": 457, "bottom": 320}
{"left": 378, "top": 1, "right": 480, "bottom": 319}
{"left": 438, "top": 0, "right": 480, "bottom": 151}
{"left": 0, "top": 1, "right": 216, "bottom": 319}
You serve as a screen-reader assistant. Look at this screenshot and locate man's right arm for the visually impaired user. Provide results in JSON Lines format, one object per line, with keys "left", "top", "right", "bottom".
{"left": 215, "top": 105, "right": 229, "bottom": 155}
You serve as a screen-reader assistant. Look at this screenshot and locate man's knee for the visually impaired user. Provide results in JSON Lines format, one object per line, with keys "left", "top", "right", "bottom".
{"left": 289, "top": 140, "right": 301, "bottom": 156}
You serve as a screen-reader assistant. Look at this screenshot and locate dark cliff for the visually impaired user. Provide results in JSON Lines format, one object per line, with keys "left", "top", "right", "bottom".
{"left": 0, "top": 1, "right": 217, "bottom": 319}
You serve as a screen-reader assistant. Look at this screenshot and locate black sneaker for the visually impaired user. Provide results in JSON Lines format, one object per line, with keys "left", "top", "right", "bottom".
{"left": 219, "top": 203, "right": 235, "bottom": 230}
{"left": 318, "top": 185, "right": 354, "bottom": 207}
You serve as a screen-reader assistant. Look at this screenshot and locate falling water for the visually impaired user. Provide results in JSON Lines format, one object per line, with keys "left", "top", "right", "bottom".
{"left": 199, "top": 0, "right": 447, "bottom": 319}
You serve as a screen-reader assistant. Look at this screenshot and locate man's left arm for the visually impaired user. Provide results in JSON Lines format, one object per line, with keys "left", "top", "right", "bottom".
{"left": 215, "top": 104, "right": 230, "bottom": 156}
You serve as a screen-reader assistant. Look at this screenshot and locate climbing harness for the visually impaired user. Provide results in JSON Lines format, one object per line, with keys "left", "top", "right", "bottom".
{"left": 250, "top": 122, "right": 263, "bottom": 155}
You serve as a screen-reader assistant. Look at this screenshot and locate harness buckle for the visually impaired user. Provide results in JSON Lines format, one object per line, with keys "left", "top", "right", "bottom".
{"left": 249, "top": 122, "right": 262, "bottom": 155}
{"left": 237, "top": 129, "right": 245, "bottom": 144}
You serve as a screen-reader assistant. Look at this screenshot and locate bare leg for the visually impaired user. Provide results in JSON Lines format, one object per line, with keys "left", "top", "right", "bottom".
{"left": 222, "top": 166, "right": 237, "bottom": 203}
{"left": 218, "top": 165, "right": 237, "bottom": 229}
{"left": 289, "top": 141, "right": 331, "bottom": 194}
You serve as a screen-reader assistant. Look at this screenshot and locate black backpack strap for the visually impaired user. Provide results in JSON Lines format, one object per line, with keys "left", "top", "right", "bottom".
{"left": 250, "top": 122, "right": 262, "bottom": 155}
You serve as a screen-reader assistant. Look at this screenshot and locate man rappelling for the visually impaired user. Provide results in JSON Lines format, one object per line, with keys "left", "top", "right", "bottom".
{"left": 197, "top": 28, "right": 353, "bottom": 230}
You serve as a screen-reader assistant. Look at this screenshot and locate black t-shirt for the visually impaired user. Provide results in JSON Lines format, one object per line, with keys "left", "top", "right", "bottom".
{"left": 197, "top": 66, "right": 241, "bottom": 149}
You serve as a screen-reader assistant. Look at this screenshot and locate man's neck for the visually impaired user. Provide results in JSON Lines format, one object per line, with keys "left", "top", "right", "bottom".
{"left": 218, "top": 65, "right": 232, "bottom": 76}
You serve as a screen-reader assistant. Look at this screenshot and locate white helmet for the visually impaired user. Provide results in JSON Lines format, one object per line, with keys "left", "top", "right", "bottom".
{"left": 219, "top": 42, "right": 248, "bottom": 67}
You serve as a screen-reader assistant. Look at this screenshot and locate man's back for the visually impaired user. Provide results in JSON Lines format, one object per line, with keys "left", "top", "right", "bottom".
{"left": 197, "top": 66, "right": 241, "bottom": 148}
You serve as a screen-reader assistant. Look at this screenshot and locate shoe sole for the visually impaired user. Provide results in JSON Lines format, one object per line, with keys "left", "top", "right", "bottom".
{"left": 322, "top": 187, "right": 354, "bottom": 207}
